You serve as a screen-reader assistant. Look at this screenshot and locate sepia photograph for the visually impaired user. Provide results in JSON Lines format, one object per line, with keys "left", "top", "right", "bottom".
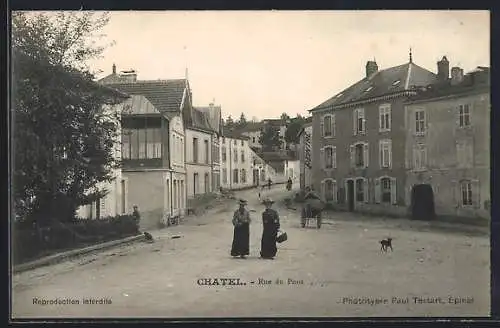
{"left": 10, "top": 10, "right": 491, "bottom": 319}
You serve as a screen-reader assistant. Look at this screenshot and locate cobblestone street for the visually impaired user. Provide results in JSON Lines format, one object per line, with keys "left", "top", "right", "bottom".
{"left": 12, "top": 186, "right": 490, "bottom": 318}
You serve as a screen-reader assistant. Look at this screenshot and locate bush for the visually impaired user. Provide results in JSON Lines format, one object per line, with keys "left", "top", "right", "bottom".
{"left": 12, "top": 214, "right": 139, "bottom": 264}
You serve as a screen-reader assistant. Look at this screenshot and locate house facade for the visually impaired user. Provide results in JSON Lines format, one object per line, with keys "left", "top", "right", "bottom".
{"left": 219, "top": 134, "right": 253, "bottom": 190}
{"left": 196, "top": 103, "right": 223, "bottom": 192}
{"left": 309, "top": 55, "right": 439, "bottom": 215}
{"left": 185, "top": 127, "right": 213, "bottom": 197}
{"left": 100, "top": 68, "right": 189, "bottom": 229}
{"left": 404, "top": 66, "right": 490, "bottom": 220}
{"left": 298, "top": 123, "right": 313, "bottom": 191}
{"left": 76, "top": 102, "right": 128, "bottom": 219}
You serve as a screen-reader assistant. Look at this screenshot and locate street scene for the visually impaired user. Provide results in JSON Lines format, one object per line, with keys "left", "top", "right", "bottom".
{"left": 11, "top": 11, "right": 490, "bottom": 319}
{"left": 13, "top": 185, "right": 489, "bottom": 317}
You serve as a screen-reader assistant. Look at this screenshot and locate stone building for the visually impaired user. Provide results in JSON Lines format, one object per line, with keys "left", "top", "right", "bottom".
{"left": 404, "top": 66, "right": 490, "bottom": 220}
{"left": 309, "top": 53, "right": 440, "bottom": 215}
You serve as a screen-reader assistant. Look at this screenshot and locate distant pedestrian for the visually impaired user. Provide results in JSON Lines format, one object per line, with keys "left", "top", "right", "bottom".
{"left": 260, "top": 198, "right": 280, "bottom": 259}
{"left": 231, "top": 199, "right": 251, "bottom": 258}
{"left": 132, "top": 205, "right": 141, "bottom": 225}
{"left": 267, "top": 178, "right": 272, "bottom": 190}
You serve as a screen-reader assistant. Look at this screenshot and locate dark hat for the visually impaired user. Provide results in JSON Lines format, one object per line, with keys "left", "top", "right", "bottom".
{"left": 239, "top": 199, "right": 248, "bottom": 205}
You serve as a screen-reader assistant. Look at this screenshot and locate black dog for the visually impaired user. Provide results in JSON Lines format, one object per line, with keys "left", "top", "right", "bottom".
{"left": 380, "top": 238, "right": 393, "bottom": 252}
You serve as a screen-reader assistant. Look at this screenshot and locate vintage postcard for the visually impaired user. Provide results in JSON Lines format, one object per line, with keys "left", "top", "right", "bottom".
{"left": 10, "top": 10, "right": 490, "bottom": 319}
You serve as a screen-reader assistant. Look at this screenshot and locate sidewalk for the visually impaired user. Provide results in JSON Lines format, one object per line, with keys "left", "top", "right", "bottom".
{"left": 13, "top": 234, "right": 145, "bottom": 274}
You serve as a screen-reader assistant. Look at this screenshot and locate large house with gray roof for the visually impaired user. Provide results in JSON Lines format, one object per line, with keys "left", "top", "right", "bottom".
{"left": 309, "top": 53, "right": 441, "bottom": 216}
{"left": 99, "top": 66, "right": 189, "bottom": 229}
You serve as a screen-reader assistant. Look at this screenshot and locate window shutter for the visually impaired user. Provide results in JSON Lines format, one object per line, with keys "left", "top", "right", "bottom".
{"left": 374, "top": 178, "right": 381, "bottom": 204}
{"left": 412, "top": 147, "right": 418, "bottom": 169}
{"left": 363, "top": 142, "right": 369, "bottom": 168}
{"left": 455, "top": 105, "right": 461, "bottom": 128}
{"left": 350, "top": 145, "right": 355, "bottom": 168}
{"left": 320, "top": 117, "right": 325, "bottom": 137}
{"left": 321, "top": 180, "right": 326, "bottom": 200}
{"left": 333, "top": 181, "right": 338, "bottom": 203}
{"left": 390, "top": 177, "right": 397, "bottom": 205}
{"left": 333, "top": 146, "right": 337, "bottom": 169}
{"left": 332, "top": 115, "right": 336, "bottom": 137}
{"left": 363, "top": 178, "right": 369, "bottom": 203}
{"left": 388, "top": 140, "right": 392, "bottom": 169}
{"left": 344, "top": 179, "right": 349, "bottom": 202}
{"left": 471, "top": 179, "right": 480, "bottom": 208}
{"left": 320, "top": 147, "right": 325, "bottom": 170}
{"left": 379, "top": 141, "right": 383, "bottom": 168}
{"left": 353, "top": 110, "right": 358, "bottom": 135}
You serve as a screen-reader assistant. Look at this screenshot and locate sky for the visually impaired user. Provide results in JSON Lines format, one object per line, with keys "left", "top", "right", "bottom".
{"left": 84, "top": 10, "right": 489, "bottom": 121}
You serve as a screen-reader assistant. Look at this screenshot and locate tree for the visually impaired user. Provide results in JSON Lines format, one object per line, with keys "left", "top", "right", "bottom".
{"left": 285, "top": 115, "right": 307, "bottom": 144}
{"left": 12, "top": 12, "right": 124, "bottom": 224}
{"left": 280, "top": 112, "right": 290, "bottom": 123}
{"left": 225, "top": 115, "right": 235, "bottom": 129}
{"left": 259, "top": 125, "right": 282, "bottom": 151}
{"left": 237, "top": 112, "right": 247, "bottom": 128}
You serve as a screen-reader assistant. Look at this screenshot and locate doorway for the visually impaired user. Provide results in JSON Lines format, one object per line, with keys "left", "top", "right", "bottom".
{"left": 410, "top": 184, "right": 435, "bottom": 220}
{"left": 346, "top": 180, "right": 355, "bottom": 212}
{"left": 253, "top": 169, "right": 259, "bottom": 186}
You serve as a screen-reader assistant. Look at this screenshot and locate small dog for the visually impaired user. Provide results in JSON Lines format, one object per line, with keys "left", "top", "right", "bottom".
{"left": 144, "top": 232, "right": 154, "bottom": 243}
{"left": 380, "top": 238, "right": 393, "bottom": 252}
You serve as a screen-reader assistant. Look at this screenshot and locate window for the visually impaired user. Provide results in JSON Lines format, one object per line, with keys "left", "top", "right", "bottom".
{"left": 222, "top": 137, "right": 226, "bottom": 144}
{"left": 241, "top": 140, "right": 244, "bottom": 146}
{"left": 252, "top": 137, "right": 256, "bottom": 143}
{"left": 222, "top": 146, "right": 227, "bottom": 162}
{"left": 241, "top": 150, "right": 245, "bottom": 162}
{"left": 379, "top": 104, "right": 391, "bottom": 132}
{"left": 241, "top": 169, "right": 246, "bottom": 183}
{"left": 459, "top": 104, "right": 471, "bottom": 127}
{"left": 381, "top": 178, "right": 391, "bottom": 203}
{"left": 138, "top": 129, "right": 146, "bottom": 159}
{"left": 122, "top": 129, "right": 131, "bottom": 159}
{"left": 355, "top": 178, "right": 364, "bottom": 202}
{"left": 353, "top": 108, "right": 366, "bottom": 135}
{"left": 415, "top": 110, "right": 426, "bottom": 134}
{"left": 413, "top": 144, "right": 427, "bottom": 170}
{"left": 234, "top": 149, "right": 238, "bottom": 162}
{"left": 193, "top": 137, "right": 199, "bottom": 163}
{"left": 129, "top": 129, "right": 139, "bottom": 159}
{"left": 461, "top": 181, "right": 472, "bottom": 206}
{"left": 321, "top": 114, "right": 335, "bottom": 137}
{"left": 355, "top": 144, "right": 364, "bottom": 167}
{"left": 193, "top": 173, "right": 199, "bottom": 195}
{"left": 204, "top": 140, "right": 209, "bottom": 164}
{"left": 146, "top": 128, "right": 162, "bottom": 159}
{"left": 379, "top": 139, "right": 392, "bottom": 168}
{"left": 233, "top": 169, "right": 239, "bottom": 184}
{"left": 173, "top": 180, "right": 177, "bottom": 210}
{"left": 204, "top": 173, "right": 210, "bottom": 193}
{"left": 234, "top": 139, "right": 237, "bottom": 145}
{"left": 323, "top": 179, "right": 336, "bottom": 202}
{"left": 323, "top": 146, "right": 336, "bottom": 169}
{"left": 222, "top": 168, "right": 227, "bottom": 184}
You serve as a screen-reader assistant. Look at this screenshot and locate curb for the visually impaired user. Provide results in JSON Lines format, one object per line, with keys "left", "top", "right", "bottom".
{"left": 13, "top": 234, "right": 145, "bottom": 274}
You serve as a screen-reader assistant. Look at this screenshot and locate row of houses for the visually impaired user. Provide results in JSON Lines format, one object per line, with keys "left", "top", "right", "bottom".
{"left": 77, "top": 65, "right": 287, "bottom": 229}
{"left": 299, "top": 53, "right": 490, "bottom": 220}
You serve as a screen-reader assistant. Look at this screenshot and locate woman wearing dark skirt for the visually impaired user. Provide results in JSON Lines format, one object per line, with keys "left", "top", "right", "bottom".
{"left": 260, "top": 198, "right": 280, "bottom": 259}
{"left": 231, "top": 199, "right": 251, "bottom": 258}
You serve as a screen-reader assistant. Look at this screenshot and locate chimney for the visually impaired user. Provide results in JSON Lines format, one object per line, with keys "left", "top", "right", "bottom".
{"left": 365, "top": 60, "right": 378, "bottom": 78}
{"left": 450, "top": 67, "right": 464, "bottom": 85}
{"left": 112, "top": 63, "right": 116, "bottom": 74}
{"left": 119, "top": 69, "right": 137, "bottom": 83}
{"left": 437, "top": 56, "right": 449, "bottom": 81}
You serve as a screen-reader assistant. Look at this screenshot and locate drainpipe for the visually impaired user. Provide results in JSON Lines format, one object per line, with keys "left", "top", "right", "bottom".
{"left": 210, "top": 133, "right": 214, "bottom": 193}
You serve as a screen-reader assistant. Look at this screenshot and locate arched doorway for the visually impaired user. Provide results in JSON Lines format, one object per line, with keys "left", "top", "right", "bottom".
{"left": 410, "top": 184, "right": 435, "bottom": 220}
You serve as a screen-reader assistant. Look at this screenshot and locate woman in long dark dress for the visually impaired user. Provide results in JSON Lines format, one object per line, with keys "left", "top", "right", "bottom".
{"left": 260, "top": 198, "right": 280, "bottom": 259}
{"left": 231, "top": 199, "right": 251, "bottom": 258}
